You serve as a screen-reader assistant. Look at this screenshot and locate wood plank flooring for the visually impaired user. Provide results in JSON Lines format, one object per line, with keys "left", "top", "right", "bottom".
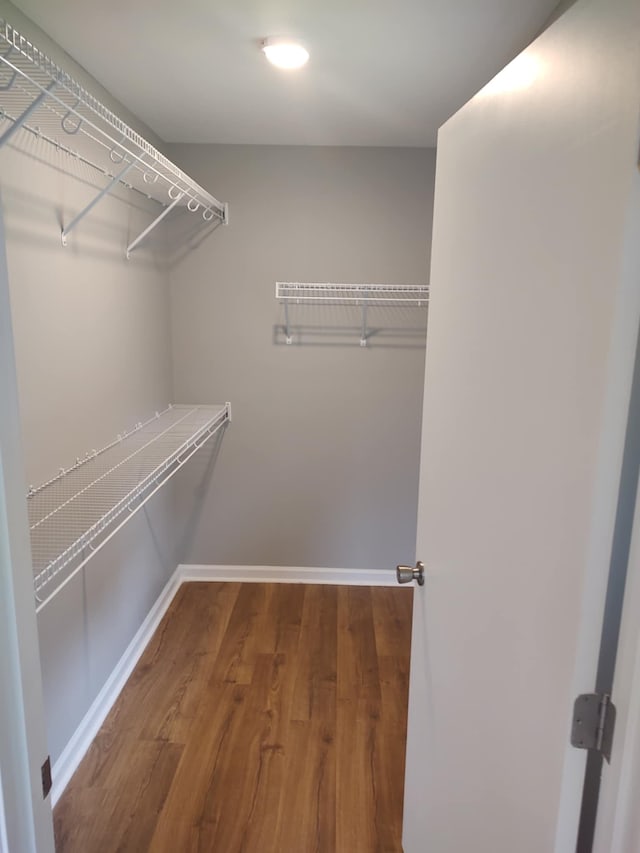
{"left": 54, "top": 582, "right": 413, "bottom": 853}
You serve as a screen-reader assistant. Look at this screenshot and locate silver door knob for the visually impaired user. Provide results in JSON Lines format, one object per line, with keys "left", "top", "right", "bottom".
{"left": 396, "top": 561, "right": 425, "bottom": 586}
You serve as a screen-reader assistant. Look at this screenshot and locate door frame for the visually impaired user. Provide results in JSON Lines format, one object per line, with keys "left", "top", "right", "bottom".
{"left": 0, "top": 196, "right": 55, "bottom": 852}
{"left": 594, "top": 452, "right": 640, "bottom": 848}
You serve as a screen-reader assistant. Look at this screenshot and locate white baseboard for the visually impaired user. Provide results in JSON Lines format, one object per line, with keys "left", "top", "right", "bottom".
{"left": 50, "top": 562, "right": 399, "bottom": 804}
{"left": 50, "top": 568, "right": 182, "bottom": 805}
{"left": 177, "top": 564, "right": 399, "bottom": 587}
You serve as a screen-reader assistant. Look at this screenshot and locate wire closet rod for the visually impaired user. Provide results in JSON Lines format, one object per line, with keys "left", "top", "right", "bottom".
{"left": 0, "top": 19, "right": 229, "bottom": 251}
{"left": 0, "top": 109, "right": 153, "bottom": 203}
{"left": 0, "top": 49, "right": 224, "bottom": 217}
{"left": 0, "top": 21, "right": 222, "bottom": 206}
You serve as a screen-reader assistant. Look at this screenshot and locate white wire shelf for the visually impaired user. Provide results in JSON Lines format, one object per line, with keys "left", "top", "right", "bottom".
{"left": 276, "top": 282, "right": 429, "bottom": 305}
{"left": 275, "top": 282, "right": 429, "bottom": 345}
{"left": 28, "top": 403, "right": 231, "bottom": 612}
{"left": 0, "top": 20, "right": 228, "bottom": 255}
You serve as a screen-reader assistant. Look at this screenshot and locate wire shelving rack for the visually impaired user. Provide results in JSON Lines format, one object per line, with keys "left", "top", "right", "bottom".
{"left": 0, "top": 20, "right": 228, "bottom": 256}
{"left": 275, "top": 282, "right": 429, "bottom": 346}
{"left": 28, "top": 403, "right": 231, "bottom": 612}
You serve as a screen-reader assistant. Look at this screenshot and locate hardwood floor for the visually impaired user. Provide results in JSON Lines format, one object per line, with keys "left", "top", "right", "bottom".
{"left": 54, "top": 582, "right": 413, "bottom": 853}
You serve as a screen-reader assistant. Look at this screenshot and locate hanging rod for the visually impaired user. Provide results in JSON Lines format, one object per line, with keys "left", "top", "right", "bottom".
{"left": 28, "top": 403, "right": 231, "bottom": 612}
{"left": 0, "top": 106, "right": 167, "bottom": 205}
{"left": 276, "top": 282, "right": 429, "bottom": 346}
{"left": 0, "top": 20, "right": 229, "bottom": 253}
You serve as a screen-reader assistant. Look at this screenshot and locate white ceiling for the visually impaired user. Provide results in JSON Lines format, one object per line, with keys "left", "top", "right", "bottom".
{"left": 12, "top": 0, "right": 561, "bottom": 147}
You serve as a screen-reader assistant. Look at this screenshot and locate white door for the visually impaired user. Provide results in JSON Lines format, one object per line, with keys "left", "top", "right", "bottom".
{"left": 402, "top": 0, "right": 640, "bottom": 850}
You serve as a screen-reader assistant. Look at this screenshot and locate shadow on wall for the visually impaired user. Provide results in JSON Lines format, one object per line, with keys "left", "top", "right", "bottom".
{"left": 165, "top": 207, "right": 226, "bottom": 270}
{"left": 273, "top": 302, "right": 429, "bottom": 348}
{"left": 173, "top": 425, "right": 229, "bottom": 562}
{"left": 273, "top": 324, "right": 428, "bottom": 348}
{"left": 36, "top": 482, "right": 182, "bottom": 763}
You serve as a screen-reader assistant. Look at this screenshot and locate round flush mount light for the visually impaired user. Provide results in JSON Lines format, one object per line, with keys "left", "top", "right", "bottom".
{"left": 261, "top": 37, "right": 309, "bottom": 70}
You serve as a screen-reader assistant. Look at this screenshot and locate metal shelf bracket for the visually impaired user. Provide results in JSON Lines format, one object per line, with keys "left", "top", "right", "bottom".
{"left": 126, "top": 192, "right": 184, "bottom": 259}
{"left": 62, "top": 159, "right": 134, "bottom": 245}
{"left": 360, "top": 298, "right": 369, "bottom": 347}
{"left": 284, "top": 301, "right": 292, "bottom": 345}
{"left": 0, "top": 78, "right": 56, "bottom": 147}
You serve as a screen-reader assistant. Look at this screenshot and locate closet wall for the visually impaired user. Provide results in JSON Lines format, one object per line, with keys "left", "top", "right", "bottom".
{"left": 0, "top": 0, "right": 179, "bottom": 763}
{"left": 168, "top": 143, "right": 435, "bottom": 571}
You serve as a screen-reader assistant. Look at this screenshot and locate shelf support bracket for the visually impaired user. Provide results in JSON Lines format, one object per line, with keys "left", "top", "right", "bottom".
{"left": 360, "top": 298, "right": 369, "bottom": 347}
{"left": 61, "top": 160, "right": 135, "bottom": 245}
{"left": 284, "top": 301, "right": 292, "bottom": 344}
{"left": 0, "top": 79, "right": 57, "bottom": 148}
{"left": 126, "top": 192, "right": 184, "bottom": 259}
{"left": 0, "top": 45, "right": 17, "bottom": 91}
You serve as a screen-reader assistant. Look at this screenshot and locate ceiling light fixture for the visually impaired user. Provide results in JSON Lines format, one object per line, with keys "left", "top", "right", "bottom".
{"left": 262, "top": 37, "right": 309, "bottom": 70}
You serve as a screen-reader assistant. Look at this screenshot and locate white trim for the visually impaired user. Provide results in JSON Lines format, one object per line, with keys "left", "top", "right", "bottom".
{"left": 50, "top": 569, "right": 181, "bottom": 805}
{"left": 0, "top": 197, "right": 55, "bottom": 850}
{"left": 177, "top": 563, "right": 399, "bottom": 587}
{"left": 0, "top": 770, "right": 9, "bottom": 853}
{"left": 50, "top": 561, "right": 399, "bottom": 804}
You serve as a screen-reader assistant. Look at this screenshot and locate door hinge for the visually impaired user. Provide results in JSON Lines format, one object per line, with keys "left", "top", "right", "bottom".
{"left": 571, "top": 693, "right": 616, "bottom": 763}
{"left": 41, "top": 755, "right": 52, "bottom": 799}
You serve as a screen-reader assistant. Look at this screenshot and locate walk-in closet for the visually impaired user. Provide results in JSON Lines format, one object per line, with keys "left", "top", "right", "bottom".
{"left": 3, "top": 0, "right": 640, "bottom": 851}
{"left": 0, "top": 2, "right": 430, "bottom": 848}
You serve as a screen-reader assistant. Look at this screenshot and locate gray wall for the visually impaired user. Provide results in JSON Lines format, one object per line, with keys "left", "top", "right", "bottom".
{"left": 168, "top": 144, "right": 434, "bottom": 570}
{"left": 0, "top": 1, "right": 178, "bottom": 763}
